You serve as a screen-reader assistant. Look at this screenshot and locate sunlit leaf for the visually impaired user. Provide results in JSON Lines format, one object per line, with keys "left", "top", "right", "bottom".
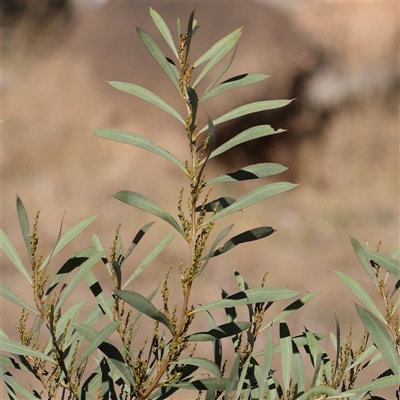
{"left": 365, "top": 250, "right": 400, "bottom": 279}
{"left": 200, "top": 182, "right": 298, "bottom": 226}
{"left": 115, "top": 290, "right": 173, "bottom": 332}
{"left": 207, "top": 163, "right": 288, "bottom": 185}
{"left": 91, "top": 128, "right": 186, "bottom": 174}
{"left": 0, "top": 336, "right": 54, "bottom": 362}
{"left": 356, "top": 304, "right": 400, "bottom": 374}
{"left": 122, "top": 233, "right": 174, "bottom": 289}
{"left": 195, "top": 197, "right": 236, "bottom": 213}
{"left": 108, "top": 82, "right": 184, "bottom": 124}
{"left": 202, "top": 73, "right": 269, "bottom": 101}
{"left": 0, "top": 283, "right": 38, "bottom": 315}
{"left": 335, "top": 270, "right": 386, "bottom": 324}
{"left": 209, "top": 227, "right": 275, "bottom": 257}
{"left": 137, "top": 27, "right": 180, "bottom": 92}
{"left": 113, "top": 190, "right": 185, "bottom": 238}
{"left": 187, "top": 321, "right": 251, "bottom": 341}
{"left": 194, "top": 28, "right": 241, "bottom": 67}
{"left": 0, "top": 230, "right": 31, "bottom": 284}
{"left": 193, "top": 28, "right": 242, "bottom": 86}
{"left": 16, "top": 196, "right": 30, "bottom": 256}
{"left": 171, "top": 358, "right": 221, "bottom": 383}
{"left": 199, "top": 100, "right": 292, "bottom": 134}
{"left": 149, "top": 7, "right": 178, "bottom": 58}
{"left": 192, "top": 287, "right": 301, "bottom": 313}
{"left": 209, "top": 125, "right": 285, "bottom": 160}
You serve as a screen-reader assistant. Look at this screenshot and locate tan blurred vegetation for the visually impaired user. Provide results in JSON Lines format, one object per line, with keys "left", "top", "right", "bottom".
{"left": 1, "top": 0, "right": 399, "bottom": 375}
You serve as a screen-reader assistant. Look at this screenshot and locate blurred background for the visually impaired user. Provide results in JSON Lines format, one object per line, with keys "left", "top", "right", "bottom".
{"left": 1, "top": 0, "right": 399, "bottom": 394}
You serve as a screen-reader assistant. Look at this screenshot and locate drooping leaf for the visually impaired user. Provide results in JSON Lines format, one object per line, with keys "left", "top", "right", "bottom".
{"left": 187, "top": 321, "right": 251, "bottom": 342}
{"left": 200, "top": 182, "right": 298, "bottom": 226}
{"left": 0, "top": 230, "right": 32, "bottom": 284}
{"left": 356, "top": 304, "right": 400, "bottom": 374}
{"left": 91, "top": 129, "right": 186, "bottom": 174}
{"left": 338, "top": 375, "right": 400, "bottom": 396}
{"left": 204, "top": 311, "right": 222, "bottom": 369}
{"left": 136, "top": 27, "right": 180, "bottom": 92}
{"left": 115, "top": 290, "right": 173, "bottom": 332}
{"left": 206, "top": 163, "right": 288, "bottom": 185}
{"left": 202, "top": 73, "right": 269, "bottom": 102}
{"left": 335, "top": 270, "right": 386, "bottom": 324}
{"left": 108, "top": 82, "right": 184, "bottom": 124}
{"left": 192, "top": 287, "right": 301, "bottom": 314}
{"left": 16, "top": 196, "right": 30, "bottom": 256}
{"left": 193, "top": 28, "right": 242, "bottom": 87}
{"left": 195, "top": 197, "right": 236, "bottom": 213}
{"left": 209, "top": 125, "right": 285, "bottom": 160}
{"left": 209, "top": 227, "right": 275, "bottom": 257}
{"left": 365, "top": 250, "right": 400, "bottom": 279}
{"left": 149, "top": 7, "right": 178, "bottom": 58}
{"left": 199, "top": 100, "right": 293, "bottom": 134}
{"left": 122, "top": 233, "right": 174, "bottom": 289}
{"left": 291, "top": 339, "right": 306, "bottom": 393}
{"left": 113, "top": 191, "right": 185, "bottom": 238}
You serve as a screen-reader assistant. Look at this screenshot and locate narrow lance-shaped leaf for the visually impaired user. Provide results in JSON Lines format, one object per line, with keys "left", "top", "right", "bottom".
{"left": 200, "top": 182, "right": 298, "bottom": 227}
{"left": 199, "top": 99, "right": 293, "bottom": 134}
{"left": 365, "top": 250, "right": 400, "bottom": 279}
{"left": 42, "top": 215, "right": 98, "bottom": 268}
{"left": 113, "top": 190, "right": 185, "bottom": 238}
{"left": 0, "top": 230, "right": 32, "bottom": 284}
{"left": 187, "top": 321, "right": 252, "bottom": 342}
{"left": 115, "top": 290, "right": 173, "bottom": 332}
{"left": 350, "top": 236, "right": 379, "bottom": 288}
{"left": 193, "top": 28, "right": 242, "bottom": 87}
{"left": 91, "top": 128, "right": 186, "bottom": 174}
{"left": 122, "top": 233, "right": 174, "bottom": 289}
{"left": 0, "top": 336, "right": 54, "bottom": 363}
{"left": 279, "top": 321, "right": 293, "bottom": 392}
{"left": 56, "top": 251, "right": 105, "bottom": 311}
{"left": 0, "top": 283, "right": 39, "bottom": 316}
{"left": 108, "top": 81, "right": 184, "bottom": 124}
{"left": 149, "top": 7, "right": 178, "bottom": 59}
{"left": 184, "top": 7, "right": 197, "bottom": 64}
{"left": 335, "top": 270, "right": 386, "bottom": 324}
{"left": 16, "top": 196, "right": 30, "bottom": 256}
{"left": 192, "top": 287, "right": 301, "bottom": 314}
{"left": 209, "top": 227, "right": 275, "bottom": 258}
{"left": 194, "top": 28, "right": 241, "bottom": 67}
{"left": 355, "top": 304, "right": 400, "bottom": 374}
{"left": 207, "top": 163, "right": 288, "bottom": 185}
{"left": 199, "top": 48, "right": 237, "bottom": 102}
{"left": 123, "top": 221, "right": 156, "bottom": 262}
{"left": 209, "top": 125, "right": 285, "bottom": 160}
{"left": 258, "top": 328, "right": 274, "bottom": 398}
{"left": 187, "top": 87, "right": 198, "bottom": 134}
{"left": 137, "top": 27, "right": 180, "bottom": 92}
{"left": 195, "top": 224, "right": 234, "bottom": 279}
{"left": 202, "top": 73, "right": 270, "bottom": 102}
{"left": 196, "top": 197, "right": 236, "bottom": 213}
{"left": 171, "top": 358, "right": 221, "bottom": 384}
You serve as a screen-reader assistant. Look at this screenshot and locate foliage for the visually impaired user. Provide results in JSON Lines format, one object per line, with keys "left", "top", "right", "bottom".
{"left": 1, "top": 7, "right": 399, "bottom": 400}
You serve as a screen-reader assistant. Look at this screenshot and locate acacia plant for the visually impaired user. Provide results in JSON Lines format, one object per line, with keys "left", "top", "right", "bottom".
{"left": 1, "top": 7, "right": 399, "bottom": 400}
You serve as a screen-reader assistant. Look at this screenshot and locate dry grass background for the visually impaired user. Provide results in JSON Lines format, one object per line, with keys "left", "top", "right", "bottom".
{"left": 1, "top": 1, "right": 399, "bottom": 397}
